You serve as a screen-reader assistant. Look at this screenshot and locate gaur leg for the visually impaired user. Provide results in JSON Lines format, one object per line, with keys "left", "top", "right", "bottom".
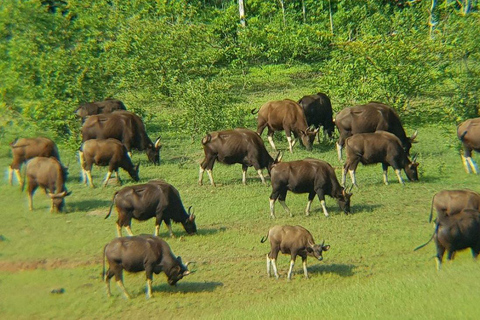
{"left": 154, "top": 215, "right": 165, "bottom": 237}
{"left": 467, "top": 157, "right": 478, "bottom": 174}
{"left": 145, "top": 266, "right": 154, "bottom": 299}
{"left": 382, "top": 163, "right": 389, "bottom": 185}
{"left": 115, "top": 273, "right": 131, "bottom": 299}
{"left": 344, "top": 159, "right": 360, "bottom": 187}
{"left": 14, "top": 168, "right": 22, "bottom": 187}
{"left": 462, "top": 148, "right": 478, "bottom": 174}
{"left": 103, "top": 171, "right": 113, "bottom": 187}
{"left": 435, "top": 243, "right": 445, "bottom": 271}
{"left": 285, "top": 129, "right": 294, "bottom": 153}
{"left": 267, "top": 127, "right": 277, "bottom": 151}
{"left": 257, "top": 169, "right": 267, "bottom": 185}
{"left": 104, "top": 268, "right": 116, "bottom": 297}
{"left": 242, "top": 164, "right": 248, "bottom": 185}
{"left": 116, "top": 208, "right": 133, "bottom": 237}
{"left": 315, "top": 189, "right": 329, "bottom": 217}
{"left": 305, "top": 192, "right": 315, "bottom": 216}
{"left": 269, "top": 188, "right": 282, "bottom": 218}
{"left": 302, "top": 256, "right": 309, "bottom": 279}
{"left": 27, "top": 180, "right": 38, "bottom": 211}
{"left": 86, "top": 169, "right": 95, "bottom": 188}
{"left": 287, "top": 252, "right": 298, "bottom": 280}
{"left": 278, "top": 189, "right": 291, "bottom": 217}
{"left": 200, "top": 156, "right": 216, "bottom": 186}
{"left": 79, "top": 151, "right": 87, "bottom": 184}
{"left": 394, "top": 169, "right": 405, "bottom": 185}
{"left": 268, "top": 247, "right": 280, "bottom": 279}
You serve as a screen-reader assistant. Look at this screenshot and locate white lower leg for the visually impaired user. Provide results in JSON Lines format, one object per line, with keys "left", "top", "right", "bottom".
{"left": 257, "top": 169, "right": 266, "bottom": 185}
{"left": 302, "top": 260, "right": 309, "bottom": 278}
{"left": 320, "top": 200, "right": 329, "bottom": 217}
{"left": 198, "top": 167, "right": 205, "bottom": 185}
{"left": 103, "top": 171, "right": 113, "bottom": 187}
{"left": 383, "top": 170, "right": 389, "bottom": 185}
{"left": 87, "top": 171, "right": 95, "bottom": 188}
{"left": 287, "top": 260, "right": 295, "bottom": 280}
{"left": 462, "top": 155, "right": 471, "bottom": 173}
{"left": 395, "top": 169, "right": 405, "bottom": 185}
{"left": 349, "top": 170, "right": 357, "bottom": 186}
{"left": 267, "top": 136, "right": 277, "bottom": 151}
{"left": 266, "top": 255, "right": 271, "bottom": 277}
{"left": 146, "top": 279, "right": 153, "bottom": 298}
{"left": 272, "top": 259, "right": 279, "bottom": 279}
{"left": 125, "top": 225, "right": 134, "bottom": 236}
{"left": 155, "top": 225, "right": 160, "bottom": 236}
{"left": 207, "top": 169, "right": 215, "bottom": 186}
{"left": 336, "top": 143, "right": 343, "bottom": 162}
{"left": 242, "top": 170, "right": 247, "bottom": 185}
{"left": 287, "top": 136, "right": 294, "bottom": 153}
{"left": 15, "top": 169, "right": 22, "bottom": 186}
{"left": 269, "top": 199, "right": 276, "bottom": 218}
{"left": 116, "top": 280, "right": 131, "bottom": 299}
{"left": 305, "top": 200, "right": 313, "bottom": 216}
{"left": 467, "top": 157, "right": 478, "bottom": 174}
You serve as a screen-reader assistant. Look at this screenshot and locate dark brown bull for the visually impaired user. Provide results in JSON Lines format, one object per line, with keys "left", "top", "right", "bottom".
{"left": 254, "top": 99, "right": 318, "bottom": 153}
{"left": 335, "top": 102, "right": 417, "bottom": 161}
{"left": 457, "top": 117, "right": 480, "bottom": 174}
{"left": 199, "top": 128, "right": 281, "bottom": 186}
{"left": 298, "top": 92, "right": 335, "bottom": 141}
{"left": 9, "top": 137, "right": 60, "bottom": 186}
{"left": 75, "top": 98, "right": 126, "bottom": 122}
{"left": 415, "top": 209, "right": 480, "bottom": 270}
{"left": 103, "top": 234, "right": 192, "bottom": 299}
{"left": 23, "top": 157, "right": 71, "bottom": 212}
{"left": 81, "top": 111, "right": 161, "bottom": 165}
{"left": 79, "top": 138, "right": 140, "bottom": 188}
{"left": 260, "top": 225, "right": 330, "bottom": 280}
{"left": 269, "top": 158, "right": 352, "bottom": 218}
{"left": 342, "top": 131, "right": 419, "bottom": 187}
{"left": 105, "top": 180, "right": 197, "bottom": 237}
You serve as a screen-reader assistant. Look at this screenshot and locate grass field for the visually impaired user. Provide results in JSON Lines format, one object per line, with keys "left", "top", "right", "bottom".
{"left": 1, "top": 117, "right": 480, "bottom": 319}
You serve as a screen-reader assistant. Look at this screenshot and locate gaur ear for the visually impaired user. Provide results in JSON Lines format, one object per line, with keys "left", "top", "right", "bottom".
{"left": 323, "top": 245, "right": 331, "bottom": 251}
{"left": 177, "top": 256, "right": 183, "bottom": 265}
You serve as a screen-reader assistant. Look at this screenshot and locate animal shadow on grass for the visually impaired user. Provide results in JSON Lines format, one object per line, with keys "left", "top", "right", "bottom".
{"left": 196, "top": 226, "right": 227, "bottom": 236}
{"left": 153, "top": 281, "right": 223, "bottom": 294}
{"left": 68, "top": 199, "right": 112, "bottom": 213}
{"left": 308, "top": 263, "right": 356, "bottom": 277}
{"left": 349, "top": 203, "right": 382, "bottom": 215}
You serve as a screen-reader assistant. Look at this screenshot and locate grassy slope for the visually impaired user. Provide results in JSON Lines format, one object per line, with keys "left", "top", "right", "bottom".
{"left": 1, "top": 67, "right": 480, "bottom": 319}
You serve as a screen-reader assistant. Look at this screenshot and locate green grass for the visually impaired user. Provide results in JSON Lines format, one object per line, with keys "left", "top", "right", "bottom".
{"left": 1, "top": 113, "right": 480, "bottom": 318}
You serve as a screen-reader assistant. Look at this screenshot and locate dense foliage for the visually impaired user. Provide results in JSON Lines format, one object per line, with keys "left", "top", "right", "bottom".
{"left": 0, "top": 0, "right": 479, "bottom": 141}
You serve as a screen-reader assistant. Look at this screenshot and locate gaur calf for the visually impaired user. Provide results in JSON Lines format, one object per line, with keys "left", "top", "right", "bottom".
{"left": 261, "top": 225, "right": 330, "bottom": 280}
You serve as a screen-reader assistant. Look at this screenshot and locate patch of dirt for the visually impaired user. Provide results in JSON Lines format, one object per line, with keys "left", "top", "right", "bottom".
{"left": 0, "top": 258, "right": 102, "bottom": 272}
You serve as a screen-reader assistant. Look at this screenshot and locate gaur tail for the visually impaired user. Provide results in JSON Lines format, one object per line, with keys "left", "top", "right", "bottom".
{"left": 260, "top": 233, "right": 269, "bottom": 243}
{"left": 201, "top": 133, "right": 212, "bottom": 145}
{"left": 251, "top": 108, "right": 259, "bottom": 115}
{"left": 105, "top": 192, "right": 118, "bottom": 219}
{"left": 459, "top": 130, "right": 468, "bottom": 141}
{"left": 414, "top": 223, "right": 439, "bottom": 251}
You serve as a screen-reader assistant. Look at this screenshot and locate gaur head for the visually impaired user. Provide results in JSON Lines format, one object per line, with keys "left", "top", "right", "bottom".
{"left": 48, "top": 190, "right": 72, "bottom": 213}
{"left": 182, "top": 207, "right": 197, "bottom": 235}
{"left": 337, "top": 188, "right": 353, "bottom": 214}
{"left": 300, "top": 128, "right": 319, "bottom": 151}
{"left": 405, "top": 154, "right": 419, "bottom": 181}
{"left": 166, "top": 257, "right": 191, "bottom": 286}
{"left": 306, "top": 240, "right": 330, "bottom": 261}
{"left": 146, "top": 137, "right": 162, "bottom": 165}
{"left": 129, "top": 163, "right": 140, "bottom": 182}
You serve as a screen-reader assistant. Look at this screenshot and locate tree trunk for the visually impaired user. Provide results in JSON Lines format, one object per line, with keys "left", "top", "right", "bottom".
{"left": 328, "top": 0, "right": 334, "bottom": 34}
{"left": 279, "top": 0, "right": 286, "bottom": 27}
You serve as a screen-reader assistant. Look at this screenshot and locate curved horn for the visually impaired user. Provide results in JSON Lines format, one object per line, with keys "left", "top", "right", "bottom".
{"left": 185, "top": 261, "right": 195, "bottom": 268}
{"left": 154, "top": 136, "right": 161, "bottom": 149}
{"left": 411, "top": 130, "right": 418, "bottom": 141}
{"left": 412, "top": 153, "right": 418, "bottom": 162}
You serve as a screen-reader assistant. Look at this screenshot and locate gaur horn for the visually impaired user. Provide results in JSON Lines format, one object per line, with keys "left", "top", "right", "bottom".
{"left": 412, "top": 153, "right": 418, "bottom": 162}
{"left": 411, "top": 130, "right": 418, "bottom": 141}
{"left": 154, "top": 137, "right": 161, "bottom": 149}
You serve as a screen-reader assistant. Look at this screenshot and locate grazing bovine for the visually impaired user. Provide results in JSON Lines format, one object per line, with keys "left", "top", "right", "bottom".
{"left": 261, "top": 225, "right": 330, "bottom": 280}
{"left": 23, "top": 157, "right": 71, "bottom": 212}
{"left": 199, "top": 128, "right": 281, "bottom": 186}
{"left": 81, "top": 111, "right": 161, "bottom": 165}
{"left": 429, "top": 189, "right": 480, "bottom": 223}
{"left": 269, "top": 158, "right": 352, "bottom": 218}
{"left": 75, "top": 98, "right": 126, "bottom": 122}
{"left": 103, "top": 234, "right": 192, "bottom": 299}
{"left": 298, "top": 92, "right": 334, "bottom": 141}
{"left": 342, "top": 131, "right": 419, "bottom": 187}
{"left": 335, "top": 102, "right": 417, "bottom": 161}
{"left": 105, "top": 180, "right": 197, "bottom": 237}
{"left": 9, "top": 137, "right": 60, "bottom": 186}
{"left": 415, "top": 209, "right": 480, "bottom": 270}
{"left": 457, "top": 117, "right": 480, "bottom": 174}
{"left": 253, "top": 99, "right": 318, "bottom": 153}
{"left": 80, "top": 139, "right": 140, "bottom": 188}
